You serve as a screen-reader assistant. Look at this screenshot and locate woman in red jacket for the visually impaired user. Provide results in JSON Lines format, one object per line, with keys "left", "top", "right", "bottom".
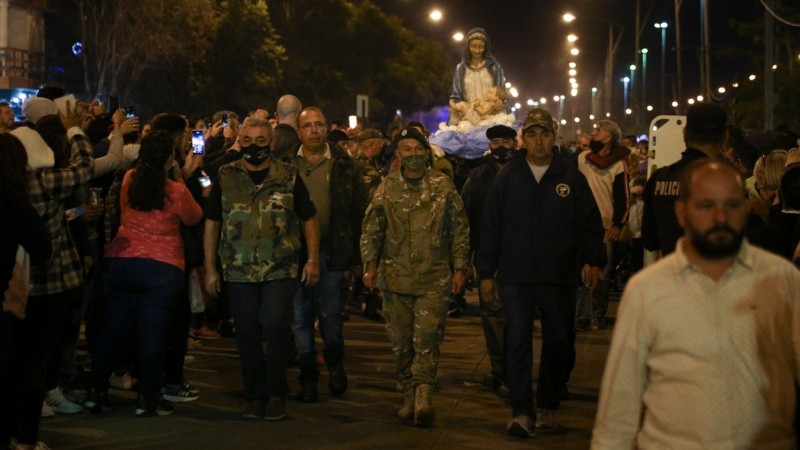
{"left": 85, "top": 131, "right": 202, "bottom": 417}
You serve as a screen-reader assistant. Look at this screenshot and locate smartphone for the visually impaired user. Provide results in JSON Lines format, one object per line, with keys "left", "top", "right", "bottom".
{"left": 125, "top": 105, "right": 136, "bottom": 118}
{"left": 108, "top": 95, "right": 119, "bottom": 113}
{"left": 53, "top": 94, "right": 77, "bottom": 116}
{"left": 221, "top": 113, "right": 228, "bottom": 128}
{"left": 198, "top": 176, "right": 212, "bottom": 188}
{"left": 95, "top": 95, "right": 103, "bottom": 106}
{"left": 192, "top": 130, "right": 205, "bottom": 155}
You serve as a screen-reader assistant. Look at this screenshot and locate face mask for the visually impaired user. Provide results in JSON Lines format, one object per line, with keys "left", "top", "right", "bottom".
{"left": 589, "top": 139, "right": 605, "bottom": 153}
{"left": 401, "top": 154, "right": 428, "bottom": 172}
{"left": 490, "top": 146, "right": 515, "bottom": 163}
{"left": 241, "top": 144, "right": 271, "bottom": 165}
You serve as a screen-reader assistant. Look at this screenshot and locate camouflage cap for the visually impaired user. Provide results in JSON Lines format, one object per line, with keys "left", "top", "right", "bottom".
{"left": 357, "top": 128, "right": 383, "bottom": 142}
{"left": 521, "top": 108, "right": 555, "bottom": 134}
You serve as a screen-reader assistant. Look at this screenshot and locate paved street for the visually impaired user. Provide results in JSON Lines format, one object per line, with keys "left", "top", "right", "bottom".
{"left": 39, "top": 292, "right": 616, "bottom": 449}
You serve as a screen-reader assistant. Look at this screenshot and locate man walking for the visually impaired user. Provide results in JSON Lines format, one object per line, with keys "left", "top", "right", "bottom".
{"left": 477, "top": 108, "right": 605, "bottom": 437}
{"left": 290, "top": 107, "right": 369, "bottom": 403}
{"left": 593, "top": 160, "right": 800, "bottom": 448}
{"left": 361, "top": 126, "right": 469, "bottom": 427}
{"left": 204, "top": 117, "right": 320, "bottom": 421}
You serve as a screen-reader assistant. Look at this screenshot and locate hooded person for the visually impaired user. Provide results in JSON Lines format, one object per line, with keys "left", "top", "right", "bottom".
{"left": 448, "top": 27, "right": 509, "bottom": 125}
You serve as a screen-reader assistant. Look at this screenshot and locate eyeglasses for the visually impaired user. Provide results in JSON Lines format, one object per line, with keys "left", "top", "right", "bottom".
{"left": 299, "top": 121, "right": 327, "bottom": 131}
{"left": 239, "top": 137, "right": 269, "bottom": 146}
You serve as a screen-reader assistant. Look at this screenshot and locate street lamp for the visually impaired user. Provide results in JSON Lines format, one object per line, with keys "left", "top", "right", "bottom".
{"left": 654, "top": 22, "right": 668, "bottom": 114}
{"left": 563, "top": 12, "right": 623, "bottom": 121}
{"left": 452, "top": 32, "right": 464, "bottom": 42}
{"left": 429, "top": 9, "right": 442, "bottom": 22}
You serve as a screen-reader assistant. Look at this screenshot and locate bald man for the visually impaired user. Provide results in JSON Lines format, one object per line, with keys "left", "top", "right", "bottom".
{"left": 272, "top": 94, "right": 302, "bottom": 161}
{"left": 593, "top": 160, "right": 800, "bottom": 449}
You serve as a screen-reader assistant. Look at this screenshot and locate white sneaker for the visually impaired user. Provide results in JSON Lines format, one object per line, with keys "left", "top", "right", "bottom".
{"left": 109, "top": 372, "right": 136, "bottom": 390}
{"left": 535, "top": 408, "right": 559, "bottom": 429}
{"left": 41, "top": 400, "right": 55, "bottom": 418}
{"left": 506, "top": 415, "right": 535, "bottom": 438}
{"left": 45, "top": 387, "right": 82, "bottom": 414}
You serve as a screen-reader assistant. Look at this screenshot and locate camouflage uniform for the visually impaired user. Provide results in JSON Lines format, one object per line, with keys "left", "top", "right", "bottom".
{"left": 360, "top": 169, "right": 469, "bottom": 387}
{"left": 355, "top": 154, "right": 384, "bottom": 198}
{"left": 217, "top": 159, "right": 302, "bottom": 282}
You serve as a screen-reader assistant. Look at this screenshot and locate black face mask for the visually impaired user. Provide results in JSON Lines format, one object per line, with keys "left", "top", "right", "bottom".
{"left": 589, "top": 139, "right": 605, "bottom": 153}
{"left": 490, "top": 146, "right": 515, "bottom": 163}
{"left": 241, "top": 144, "right": 271, "bottom": 165}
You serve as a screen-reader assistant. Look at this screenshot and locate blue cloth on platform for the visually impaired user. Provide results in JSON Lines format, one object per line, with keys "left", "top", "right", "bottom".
{"left": 430, "top": 122, "right": 522, "bottom": 159}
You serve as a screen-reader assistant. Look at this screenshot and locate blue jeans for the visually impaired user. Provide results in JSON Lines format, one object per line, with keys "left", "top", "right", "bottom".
{"left": 91, "top": 258, "right": 184, "bottom": 402}
{"left": 228, "top": 278, "right": 296, "bottom": 400}
{"left": 502, "top": 283, "right": 575, "bottom": 418}
{"left": 292, "top": 246, "right": 345, "bottom": 382}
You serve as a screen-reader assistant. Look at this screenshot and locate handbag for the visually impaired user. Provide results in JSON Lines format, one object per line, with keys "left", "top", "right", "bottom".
{"left": 3, "top": 245, "right": 31, "bottom": 320}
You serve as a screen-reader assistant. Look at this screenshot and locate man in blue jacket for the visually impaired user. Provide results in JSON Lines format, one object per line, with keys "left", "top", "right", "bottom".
{"left": 476, "top": 108, "right": 606, "bottom": 438}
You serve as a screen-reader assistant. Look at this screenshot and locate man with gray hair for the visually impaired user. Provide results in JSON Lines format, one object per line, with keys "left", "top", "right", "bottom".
{"left": 272, "top": 94, "right": 302, "bottom": 160}
{"left": 575, "top": 119, "right": 630, "bottom": 330}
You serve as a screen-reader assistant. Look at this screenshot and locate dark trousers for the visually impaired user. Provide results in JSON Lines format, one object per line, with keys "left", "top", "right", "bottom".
{"left": 478, "top": 289, "right": 506, "bottom": 382}
{"left": 2, "top": 293, "right": 71, "bottom": 446}
{"left": 228, "top": 278, "right": 296, "bottom": 400}
{"left": 164, "top": 277, "right": 191, "bottom": 386}
{"left": 90, "top": 258, "right": 183, "bottom": 402}
{"left": 502, "top": 283, "right": 574, "bottom": 418}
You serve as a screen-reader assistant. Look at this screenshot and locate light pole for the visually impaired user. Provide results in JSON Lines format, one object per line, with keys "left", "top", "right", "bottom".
{"left": 654, "top": 22, "right": 668, "bottom": 114}
{"left": 622, "top": 76, "right": 630, "bottom": 114}
{"left": 640, "top": 49, "right": 648, "bottom": 129}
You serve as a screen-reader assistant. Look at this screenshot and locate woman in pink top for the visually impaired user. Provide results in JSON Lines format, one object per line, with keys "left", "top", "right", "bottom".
{"left": 85, "top": 131, "right": 202, "bottom": 417}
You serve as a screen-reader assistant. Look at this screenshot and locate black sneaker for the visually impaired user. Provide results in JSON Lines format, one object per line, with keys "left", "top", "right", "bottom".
{"left": 163, "top": 383, "right": 199, "bottom": 402}
{"left": 242, "top": 399, "right": 266, "bottom": 420}
{"left": 297, "top": 380, "right": 317, "bottom": 403}
{"left": 264, "top": 396, "right": 286, "bottom": 421}
{"left": 328, "top": 364, "right": 348, "bottom": 396}
{"left": 135, "top": 395, "right": 174, "bottom": 417}
{"left": 83, "top": 389, "right": 111, "bottom": 413}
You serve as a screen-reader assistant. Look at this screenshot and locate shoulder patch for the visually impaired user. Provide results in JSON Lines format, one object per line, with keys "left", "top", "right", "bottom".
{"left": 555, "top": 183, "right": 570, "bottom": 198}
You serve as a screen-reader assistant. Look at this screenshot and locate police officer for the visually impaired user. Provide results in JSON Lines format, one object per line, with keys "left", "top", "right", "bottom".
{"left": 361, "top": 126, "right": 469, "bottom": 427}
{"left": 642, "top": 103, "right": 728, "bottom": 256}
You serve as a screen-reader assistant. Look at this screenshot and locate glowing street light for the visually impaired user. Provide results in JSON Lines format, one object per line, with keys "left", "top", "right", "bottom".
{"left": 570, "top": 48, "right": 580, "bottom": 56}
{"left": 569, "top": 69, "right": 577, "bottom": 76}
{"left": 687, "top": 98, "right": 695, "bottom": 105}
{"left": 553, "top": 95, "right": 560, "bottom": 102}
{"left": 646, "top": 105, "right": 654, "bottom": 111}
{"left": 671, "top": 101, "right": 679, "bottom": 107}
{"left": 748, "top": 74, "right": 757, "bottom": 81}
{"left": 429, "top": 9, "right": 442, "bottom": 22}
{"left": 567, "top": 34, "right": 578, "bottom": 42}
{"left": 569, "top": 62, "right": 576, "bottom": 69}
{"left": 696, "top": 95, "right": 704, "bottom": 101}
{"left": 452, "top": 32, "right": 464, "bottom": 42}
{"left": 527, "top": 99, "right": 534, "bottom": 106}
{"left": 539, "top": 97, "right": 547, "bottom": 104}
{"left": 717, "top": 87, "right": 726, "bottom": 94}
{"left": 562, "top": 13, "right": 576, "bottom": 23}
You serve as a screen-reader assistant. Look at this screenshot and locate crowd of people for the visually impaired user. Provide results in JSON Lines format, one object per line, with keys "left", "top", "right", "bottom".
{"left": 2, "top": 37, "right": 800, "bottom": 448}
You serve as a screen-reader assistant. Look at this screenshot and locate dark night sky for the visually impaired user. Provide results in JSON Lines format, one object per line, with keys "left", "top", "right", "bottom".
{"left": 372, "top": 0, "right": 781, "bottom": 117}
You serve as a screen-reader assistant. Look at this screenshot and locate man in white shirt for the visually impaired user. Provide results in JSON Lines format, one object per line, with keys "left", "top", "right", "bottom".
{"left": 593, "top": 159, "right": 800, "bottom": 449}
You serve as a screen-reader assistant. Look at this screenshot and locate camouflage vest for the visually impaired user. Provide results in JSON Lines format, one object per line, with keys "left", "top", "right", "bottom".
{"left": 218, "top": 159, "right": 302, "bottom": 282}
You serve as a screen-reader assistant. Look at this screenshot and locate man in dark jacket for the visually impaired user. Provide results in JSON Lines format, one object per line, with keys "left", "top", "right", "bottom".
{"left": 476, "top": 108, "right": 605, "bottom": 437}
{"left": 460, "top": 124, "right": 517, "bottom": 397}
{"left": 289, "top": 107, "right": 369, "bottom": 403}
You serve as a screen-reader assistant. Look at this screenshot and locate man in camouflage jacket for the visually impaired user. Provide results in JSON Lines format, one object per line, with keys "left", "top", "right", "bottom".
{"left": 204, "top": 117, "right": 320, "bottom": 421}
{"left": 361, "top": 127, "right": 469, "bottom": 427}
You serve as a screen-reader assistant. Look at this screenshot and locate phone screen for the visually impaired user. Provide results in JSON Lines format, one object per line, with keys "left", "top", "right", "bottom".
{"left": 221, "top": 113, "right": 228, "bottom": 128}
{"left": 125, "top": 105, "right": 136, "bottom": 118}
{"left": 192, "top": 130, "right": 205, "bottom": 155}
{"left": 198, "top": 176, "right": 212, "bottom": 188}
